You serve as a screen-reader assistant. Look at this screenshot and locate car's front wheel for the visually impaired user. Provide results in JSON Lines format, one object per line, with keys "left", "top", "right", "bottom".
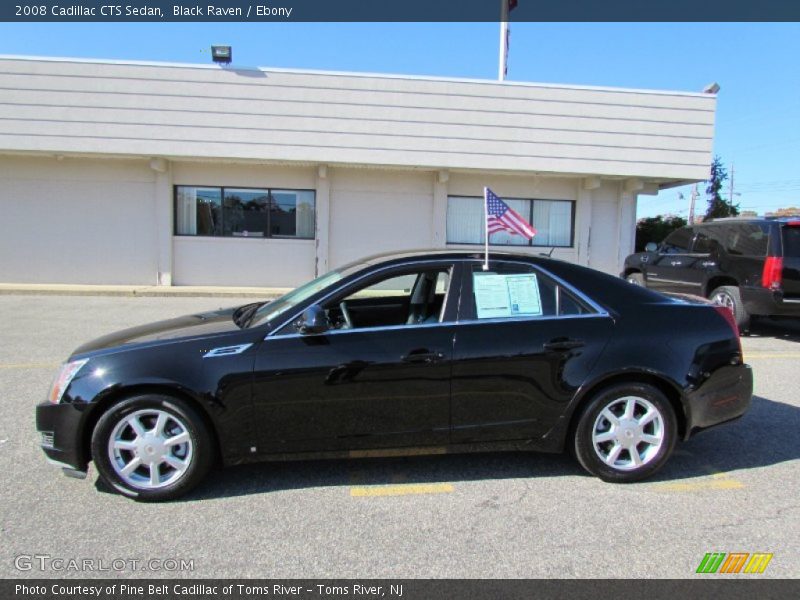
{"left": 91, "top": 394, "right": 213, "bottom": 501}
{"left": 573, "top": 383, "right": 677, "bottom": 483}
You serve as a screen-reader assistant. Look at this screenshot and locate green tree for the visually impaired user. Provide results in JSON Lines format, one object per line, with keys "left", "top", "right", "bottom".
{"left": 635, "top": 215, "right": 687, "bottom": 252}
{"left": 704, "top": 156, "right": 739, "bottom": 219}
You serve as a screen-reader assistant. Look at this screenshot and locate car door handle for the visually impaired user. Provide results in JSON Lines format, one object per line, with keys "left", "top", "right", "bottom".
{"left": 543, "top": 338, "right": 585, "bottom": 352}
{"left": 402, "top": 350, "right": 445, "bottom": 364}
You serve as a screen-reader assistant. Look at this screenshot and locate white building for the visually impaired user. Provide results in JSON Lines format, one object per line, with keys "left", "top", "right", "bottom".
{"left": 0, "top": 55, "right": 716, "bottom": 287}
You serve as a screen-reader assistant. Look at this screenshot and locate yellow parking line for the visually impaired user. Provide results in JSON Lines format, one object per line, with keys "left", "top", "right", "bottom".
{"left": 350, "top": 483, "right": 454, "bottom": 497}
{"left": 653, "top": 463, "right": 745, "bottom": 492}
{"left": 0, "top": 362, "right": 59, "bottom": 370}
{"left": 654, "top": 479, "right": 744, "bottom": 492}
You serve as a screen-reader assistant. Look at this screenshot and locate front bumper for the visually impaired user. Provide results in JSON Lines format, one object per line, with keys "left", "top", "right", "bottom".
{"left": 36, "top": 401, "right": 90, "bottom": 472}
{"left": 741, "top": 286, "right": 800, "bottom": 317}
{"left": 684, "top": 363, "right": 753, "bottom": 439}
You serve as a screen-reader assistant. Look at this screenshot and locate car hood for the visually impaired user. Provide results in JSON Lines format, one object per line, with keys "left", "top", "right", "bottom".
{"left": 71, "top": 307, "right": 245, "bottom": 357}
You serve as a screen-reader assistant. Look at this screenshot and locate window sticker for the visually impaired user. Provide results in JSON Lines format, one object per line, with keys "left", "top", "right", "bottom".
{"left": 473, "top": 273, "right": 542, "bottom": 319}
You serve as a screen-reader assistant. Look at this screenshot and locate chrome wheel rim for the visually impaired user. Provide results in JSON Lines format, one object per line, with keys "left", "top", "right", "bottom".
{"left": 108, "top": 409, "right": 193, "bottom": 490}
{"left": 626, "top": 276, "right": 641, "bottom": 286}
{"left": 712, "top": 292, "right": 735, "bottom": 311}
{"left": 592, "top": 396, "right": 664, "bottom": 471}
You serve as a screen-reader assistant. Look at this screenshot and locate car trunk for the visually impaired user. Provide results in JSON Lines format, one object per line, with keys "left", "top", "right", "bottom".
{"left": 781, "top": 223, "right": 800, "bottom": 299}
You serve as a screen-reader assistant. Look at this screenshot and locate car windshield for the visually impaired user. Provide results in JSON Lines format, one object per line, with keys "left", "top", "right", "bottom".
{"left": 248, "top": 262, "right": 368, "bottom": 328}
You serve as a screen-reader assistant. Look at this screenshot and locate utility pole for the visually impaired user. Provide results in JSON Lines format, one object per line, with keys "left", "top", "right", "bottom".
{"left": 689, "top": 184, "right": 698, "bottom": 224}
{"left": 729, "top": 163, "right": 735, "bottom": 209}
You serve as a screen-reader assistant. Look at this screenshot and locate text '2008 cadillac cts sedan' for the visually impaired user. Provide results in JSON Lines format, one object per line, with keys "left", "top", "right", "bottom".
{"left": 37, "top": 250, "right": 752, "bottom": 501}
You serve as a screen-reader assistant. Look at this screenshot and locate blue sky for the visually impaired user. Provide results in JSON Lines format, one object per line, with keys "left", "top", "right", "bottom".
{"left": 1, "top": 22, "right": 798, "bottom": 219}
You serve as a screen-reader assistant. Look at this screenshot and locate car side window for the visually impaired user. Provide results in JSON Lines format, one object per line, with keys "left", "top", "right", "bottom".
{"left": 468, "top": 262, "right": 592, "bottom": 320}
{"left": 693, "top": 227, "right": 724, "bottom": 254}
{"left": 322, "top": 267, "right": 452, "bottom": 331}
{"left": 661, "top": 227, "right": 694, "bottom": 254}
{"left": 725, "top": 223, "right": 769, "bottom": 257}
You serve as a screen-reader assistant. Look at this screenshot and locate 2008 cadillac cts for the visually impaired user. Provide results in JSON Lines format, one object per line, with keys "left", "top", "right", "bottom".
{"left": 37, "top": 251, "right": 753, "bottom": 500}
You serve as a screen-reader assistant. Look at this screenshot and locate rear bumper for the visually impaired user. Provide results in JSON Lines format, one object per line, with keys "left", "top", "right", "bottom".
{"left": 684, "top": 363, "right": 753, "bottom": 439}
{"left": 741, "top": 286, "right": 800, "bottom": 317}
{"left": 36, "top": 401, "right": 89, "bottom": 472}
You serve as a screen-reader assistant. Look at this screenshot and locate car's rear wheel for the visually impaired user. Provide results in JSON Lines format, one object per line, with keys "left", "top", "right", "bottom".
{"left": 626, "top": 272, "right": 644, "bottom": 286}
{"left": 573, "top": 383, "right": 677, "bottom": 483}
{"left": 710, "top": 285, "right": 750, "bottom": 332}
{"left": 91, "top": 394, "right": 212, "bottom": 501}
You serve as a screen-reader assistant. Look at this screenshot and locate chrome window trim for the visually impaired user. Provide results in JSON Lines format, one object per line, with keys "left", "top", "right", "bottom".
{"left": 265, "top": 258, "right": 461, "bottom": 339}
{"left": 271, "top": 320, "right": 456, "bottom": 341}
{"left": 455, "top": 312, "right": 610, "bottom": 328}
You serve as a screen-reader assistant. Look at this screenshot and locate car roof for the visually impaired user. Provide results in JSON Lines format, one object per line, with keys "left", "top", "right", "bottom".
{"left": 357, "top": 248, "right": 553, "bottom": 266}
{"left": 347, "top": 248, "right": 669, "bottom": 311}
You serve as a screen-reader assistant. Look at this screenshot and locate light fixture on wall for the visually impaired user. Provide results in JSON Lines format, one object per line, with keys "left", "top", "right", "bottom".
{"left": 211, "top": 45, "right": 232, "bottom": 65}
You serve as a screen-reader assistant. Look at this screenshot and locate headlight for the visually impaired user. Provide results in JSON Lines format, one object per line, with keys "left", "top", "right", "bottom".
{"left": 48, "top": 359, "right": 88, "bottom": 404}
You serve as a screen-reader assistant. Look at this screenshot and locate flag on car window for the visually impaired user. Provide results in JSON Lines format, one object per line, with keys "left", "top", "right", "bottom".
{"left": 485, "top": 188, "right": 537, "bottom": 239}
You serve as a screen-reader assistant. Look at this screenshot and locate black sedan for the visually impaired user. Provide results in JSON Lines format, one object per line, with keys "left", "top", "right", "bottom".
{"left": 37, "top": 250, "right": 753, "bottom": 500}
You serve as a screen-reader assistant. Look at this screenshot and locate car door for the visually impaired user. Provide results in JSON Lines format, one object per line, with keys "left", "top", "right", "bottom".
{"left": 251, "top": 261, "right": 460, "bottom": 454}
{"left": 645, "top": 227, "right": 697, "bottom": 293}
{"left": 450, "top": 260, "right": 614, "bottom": 443}
{"left": 686, "top": 227, "right": 725, "bottom": 294}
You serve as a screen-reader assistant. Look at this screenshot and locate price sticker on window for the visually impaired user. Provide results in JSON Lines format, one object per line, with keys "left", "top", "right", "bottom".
{"left": 473, "top": 273, "right": 542, "bottom": 319}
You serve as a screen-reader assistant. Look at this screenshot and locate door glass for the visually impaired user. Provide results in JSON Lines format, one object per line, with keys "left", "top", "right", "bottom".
{"left": 469, "top": 263, "right": 592, "bottom": 320}
{"left": 661, "top": 228, "right": 693, "bottom": 254}
{"left": 327, "top": 268, "right": 451, "bottom": 330}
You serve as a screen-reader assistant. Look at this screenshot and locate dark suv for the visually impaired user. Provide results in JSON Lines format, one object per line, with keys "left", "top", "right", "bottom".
{"left": 622, "top": 217, "right": 800, "bottom": 330}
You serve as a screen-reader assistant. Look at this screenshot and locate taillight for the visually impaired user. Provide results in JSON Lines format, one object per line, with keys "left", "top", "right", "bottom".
{"left": 761, "top": 256, "right": 783, "bottom": 290}
{"left": 714, "top": 305, "right": 742, "bottom": 352}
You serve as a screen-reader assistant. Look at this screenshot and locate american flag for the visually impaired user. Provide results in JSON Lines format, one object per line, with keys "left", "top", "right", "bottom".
{"left": 485, "top": 188, "right": 536, "bottom": 239}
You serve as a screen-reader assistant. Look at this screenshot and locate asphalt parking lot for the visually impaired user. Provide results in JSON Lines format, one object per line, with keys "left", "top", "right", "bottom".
{"left": 1, "top": 294, "right": 798, "bottom": 579}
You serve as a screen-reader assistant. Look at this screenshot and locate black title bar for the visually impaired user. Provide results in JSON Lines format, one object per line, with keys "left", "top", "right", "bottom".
{"left": 5, "top": 579, "right": 800, "bottom": 600}
{"left": 3, "top": 1, "right": 800, "bottom": 22}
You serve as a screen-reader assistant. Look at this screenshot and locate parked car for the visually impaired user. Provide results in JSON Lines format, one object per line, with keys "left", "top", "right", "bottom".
{"left": 37, "top": 250, "right": 752, "bottom": 501}
{"left": 623, "top": 217, "right": 800, "bottom": 330}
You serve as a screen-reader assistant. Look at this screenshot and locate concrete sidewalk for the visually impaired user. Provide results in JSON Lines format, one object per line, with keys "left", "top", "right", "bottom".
{"left": 0, "top": 283, "right": 292, "bottom": 298}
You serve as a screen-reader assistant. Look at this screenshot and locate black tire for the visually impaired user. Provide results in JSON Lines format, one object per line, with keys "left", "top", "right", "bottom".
{"left": 573, "top": 383, "right": 677, "bottom": 483}
{"left": 709, "top": 285, "right": 750, "bottom": 332}
{"left": 625, "top": 272, "right": 645, "bottom": 286}
{"left": 91, "top": 394, "right": 213, "bottom": 501}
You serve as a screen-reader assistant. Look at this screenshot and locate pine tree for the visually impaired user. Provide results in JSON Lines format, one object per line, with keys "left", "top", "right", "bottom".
{"left": 704, "top": 156, "right": 739, "bottom": 219}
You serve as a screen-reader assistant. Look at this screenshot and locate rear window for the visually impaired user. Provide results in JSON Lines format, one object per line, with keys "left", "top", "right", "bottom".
{"left": 783, "top": 225, "right": 800, "bottom": 257}
{"left": 725, "top": 223, "right": 769, "bottom": 257}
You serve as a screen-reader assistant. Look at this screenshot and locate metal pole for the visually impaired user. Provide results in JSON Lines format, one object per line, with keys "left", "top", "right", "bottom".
{"left": 483, "top": 187, "right": 490, "bottom": 270}
{"left": 498, "top": 1, "right": 509, "bottom": 80}
{"left": 729, "top": 163, "right": 735, "bottom": 210}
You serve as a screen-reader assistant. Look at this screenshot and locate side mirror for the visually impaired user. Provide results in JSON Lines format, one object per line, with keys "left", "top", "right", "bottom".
{"left": 296, "top": 305, "right": 328, "bottom": 335}
{"left": 645, "top": 242, "right": 658, "bottom": 253}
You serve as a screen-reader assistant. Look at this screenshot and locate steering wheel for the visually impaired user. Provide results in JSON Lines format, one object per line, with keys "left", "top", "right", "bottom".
{"left": 339, "top": 301, "right": 353, "bottom": 329}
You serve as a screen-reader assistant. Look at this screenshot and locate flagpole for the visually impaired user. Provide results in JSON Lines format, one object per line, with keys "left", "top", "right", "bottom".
{"left": 483, "top": 187, "right": 490, "bottom": 270}
{"left": 498, "top": 1, "right": 509, "bottom": 81}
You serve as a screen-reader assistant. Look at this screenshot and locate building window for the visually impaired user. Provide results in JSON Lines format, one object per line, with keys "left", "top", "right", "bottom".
{"left": 446, "top": 196, "right": 574, "bottom": 247}
{"left": 175, "top": 186, "right": 315, "bottom": 239}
